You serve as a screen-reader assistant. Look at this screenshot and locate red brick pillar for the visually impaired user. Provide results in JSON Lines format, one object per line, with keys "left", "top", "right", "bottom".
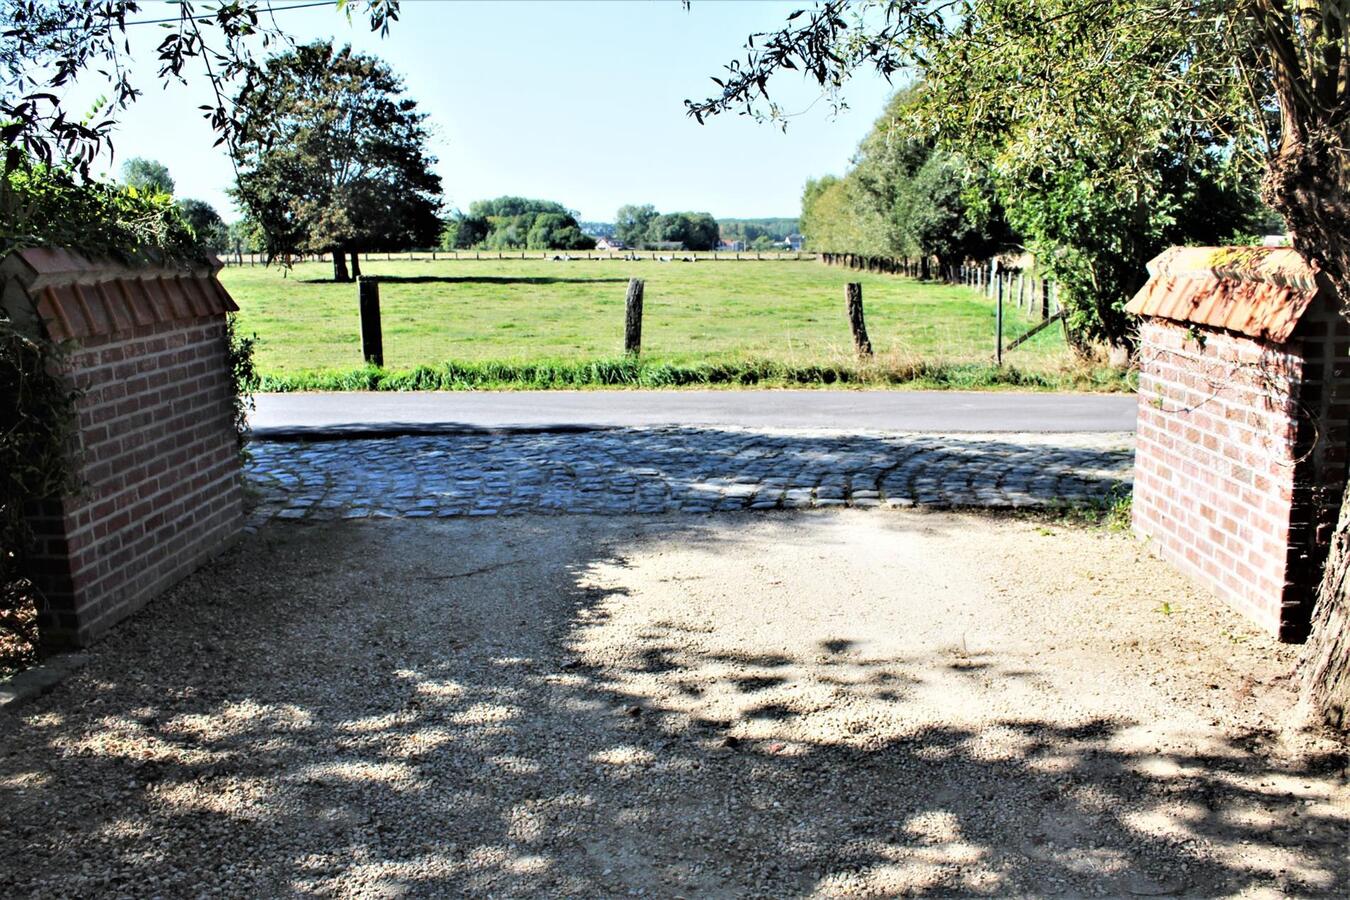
{"left": 1, "top": 248, "right": 245, "bottom": 646}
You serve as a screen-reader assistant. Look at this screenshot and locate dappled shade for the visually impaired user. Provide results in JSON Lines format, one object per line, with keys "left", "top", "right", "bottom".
{"left": 2, "top": 513, "right": 1345, "bottom": 895}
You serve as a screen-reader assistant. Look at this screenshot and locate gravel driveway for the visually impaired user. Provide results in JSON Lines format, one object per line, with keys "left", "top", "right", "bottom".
{"left": 2, "top": 511, "right": 1346, "bottom": 897}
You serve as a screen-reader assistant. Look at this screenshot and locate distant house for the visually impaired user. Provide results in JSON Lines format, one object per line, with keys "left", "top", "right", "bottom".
{"left": 595, "top": 237, "right": 626, "bottom": 251}
{"left": 782, "top": 234, "right": 804, "bottom": 251}
{"left": 719, "top": 239, "right": 744, "bottom": 252}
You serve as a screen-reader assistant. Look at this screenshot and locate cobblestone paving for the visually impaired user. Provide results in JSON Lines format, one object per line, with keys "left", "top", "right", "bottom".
{"left": 245, "top": 428, "right": 1134, "bottom": 524}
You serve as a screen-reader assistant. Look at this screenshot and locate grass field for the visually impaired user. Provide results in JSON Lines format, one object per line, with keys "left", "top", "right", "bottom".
{"left": 222, "top": 258, "right": 1129, "bottom": 391}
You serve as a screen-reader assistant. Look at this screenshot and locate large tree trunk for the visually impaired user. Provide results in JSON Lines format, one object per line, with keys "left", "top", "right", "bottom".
{"left": 1264, "top": 119, "right": 1350, "bottom": 730}
{"left": 332, "top": 250, "right": 350, "bottom": 283}
{"left": 1302, "top": 489, "right": 1350, "bottom": 728}
{"left": 349, "top": 250, "right": 362, "bottom": 280}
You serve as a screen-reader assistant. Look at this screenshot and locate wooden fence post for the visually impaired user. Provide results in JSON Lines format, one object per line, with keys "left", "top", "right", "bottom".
{"left": 845, "top": 283, "right": 873, "bottom": 358}
{"left": 624, "top": 278, "right": 644, "bottom": 355}
{"left": 1040, "top": 279, "right": 1051, "bottom": 320}
{"left": 995, "top": 271, "right": 1004, "bottom": 367}
{"left": 358, "top": 278, "right": 384, "bottom": 367}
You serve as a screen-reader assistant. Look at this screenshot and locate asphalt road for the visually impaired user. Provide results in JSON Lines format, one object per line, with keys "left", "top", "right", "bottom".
{"left": 248, "top": 390, "right": 1137, "bottom": 438}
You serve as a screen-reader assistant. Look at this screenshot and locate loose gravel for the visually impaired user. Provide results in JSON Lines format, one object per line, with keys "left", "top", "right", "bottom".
{"left": 1, "top": 511, "right": 1345, "bottom": 898}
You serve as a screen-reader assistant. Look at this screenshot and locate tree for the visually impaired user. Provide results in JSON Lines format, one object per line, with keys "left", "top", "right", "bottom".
{"left": 690, "top": 0, "right": 1350, "bottom": 726}
{"left": 800, "top": 174, "right": 884, "bottom": 254}
{"left": 2, "top": 157, "right": 195, "bottom": 259}
{"left": 844, "top": 91, "right": 1014, "bottom": 280}
{"left": 811, "top": 72, "right": 1261, "bottom": 346}
{"left": 798, "top": 89, "right": 1014, "bottom": 277}
{"left": 440, "top": 213, "right": 490, "bottom": 250}
{"left": 225, "top": 219, "right": 261, "bottom": 256}
{"left": 643, "top": 211, "right": 719, "bottom": 250}
{"left": 470, "top": 197, "right": 569, "bottom": 219}
{"left": 120, "top": 157, "right": 174, "bottom": 195}
{"left": 526, "top": 212, "right": 596, "bottom": 251}
{"left": 899, "top": 151, "right": 1011, "bottom": 279}
{"left": 615, "top": 203, "right": 659, "bottom": 247}
{"left": 720, "top": 217, "right": 801, "bottom": 244}
{"left": 231, "top": 41, "right": 442, "bottom": 281}
{"left": 175, "top": 198, "right": 228, "bottom": 252}
{"left": 1, "top": 1, "right": 399, "bottom": 184}
{"left": 456, "top": 197, "right": 591, "bottom": 250}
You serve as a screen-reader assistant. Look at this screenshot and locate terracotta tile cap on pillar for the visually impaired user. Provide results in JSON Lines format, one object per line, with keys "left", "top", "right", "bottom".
{"left": 0, "top": 247, "right": 237, "bottom": 343}
{"left": 1127, "top": 246, "right": 1327, "bottom": 343}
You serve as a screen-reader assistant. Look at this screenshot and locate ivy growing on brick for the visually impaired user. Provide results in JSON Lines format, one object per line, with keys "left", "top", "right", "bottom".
{"left": 1, "top": 161, "right": 257, "bottom": 664}
{"left": 224, "top": 314, "right": 259, "bottom": 454}
{"left": 0, "top": 321, "right": 80, "bottom": 671}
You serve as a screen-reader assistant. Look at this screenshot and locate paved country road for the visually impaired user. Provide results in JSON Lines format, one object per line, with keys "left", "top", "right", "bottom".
{"left": 248, "top": 389, "right": 1138, "bottom": 438}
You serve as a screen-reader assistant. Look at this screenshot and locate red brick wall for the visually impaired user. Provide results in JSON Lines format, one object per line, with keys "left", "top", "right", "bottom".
{"left": 28, "top": 316, "right": 243, "bottom": 646}
{"left": 1133, "top": 311, "right": 1349, "bottom": 640}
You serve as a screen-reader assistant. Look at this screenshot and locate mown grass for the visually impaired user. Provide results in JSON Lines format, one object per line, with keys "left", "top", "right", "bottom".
{"left": 223, "top": 257, "right": 1130, "bottom": 391}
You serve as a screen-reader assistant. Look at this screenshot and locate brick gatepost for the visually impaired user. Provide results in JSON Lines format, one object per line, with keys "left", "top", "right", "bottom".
{"left": 1127, "top": 246, "right": 1350, "bottom": 640}
{"left": 1, "top": 248, "right": 245, "bottom": 647}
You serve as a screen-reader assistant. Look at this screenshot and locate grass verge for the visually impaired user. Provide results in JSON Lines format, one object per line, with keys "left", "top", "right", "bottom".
{"left": 258, "top": 358, "right": 1136, "bottom": 393}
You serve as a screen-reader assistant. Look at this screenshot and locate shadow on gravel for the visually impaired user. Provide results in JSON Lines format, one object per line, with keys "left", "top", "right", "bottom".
{"left": 0, "top": 516, "right": 1344, "bottom": 897}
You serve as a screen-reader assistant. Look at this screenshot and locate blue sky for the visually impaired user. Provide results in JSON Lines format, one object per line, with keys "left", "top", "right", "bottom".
{"left": 78, "top": 0, "right": 897, "bottom": 222}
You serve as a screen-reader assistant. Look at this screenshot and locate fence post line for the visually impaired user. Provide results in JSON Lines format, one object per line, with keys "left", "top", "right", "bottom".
{"left": 995, "top": 269, "right": 1004, "bottom": 367}
{"left": 845, "top": 283, "right": 873, "bottom": 358}
{"left": 358, "top": 277, "right": 384, "bottom": 368}
{"left": 1040, "top": 278, "right": 1051, "bottom": 320}
{"left": 624, "top": 278, "right": 645, "bottom": 355}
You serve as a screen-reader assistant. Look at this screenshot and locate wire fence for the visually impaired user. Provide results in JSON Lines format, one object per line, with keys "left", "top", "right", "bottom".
{"left": 219, "top": 249, "right": 819, "bottom": 266}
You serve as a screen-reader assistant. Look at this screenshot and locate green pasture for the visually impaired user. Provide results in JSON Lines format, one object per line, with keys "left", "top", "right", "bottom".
{"left": 221, "top": 257, "right": 1125, "bottom": 391}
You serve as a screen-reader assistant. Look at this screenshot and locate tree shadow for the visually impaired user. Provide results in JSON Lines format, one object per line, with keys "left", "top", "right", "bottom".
{"left": 246, "top": 426, "right": 1133, "bottom": 518}
{"left": 1, "top": 516, "right": 1345, "bottom": 896}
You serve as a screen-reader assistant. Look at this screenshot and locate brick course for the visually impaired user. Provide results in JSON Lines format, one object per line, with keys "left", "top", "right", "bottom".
{"left": 3, "top": 249, "right": 243, "bottom": 647}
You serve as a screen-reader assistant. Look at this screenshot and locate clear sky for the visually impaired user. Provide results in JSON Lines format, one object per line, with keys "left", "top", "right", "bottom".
{"left": 75, "top": 0, "right": 897, "bottom": 222}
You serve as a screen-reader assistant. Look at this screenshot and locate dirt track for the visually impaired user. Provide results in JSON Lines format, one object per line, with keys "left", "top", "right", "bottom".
{"left": 2, "top": 511, "right": 1346, "bottom": 897}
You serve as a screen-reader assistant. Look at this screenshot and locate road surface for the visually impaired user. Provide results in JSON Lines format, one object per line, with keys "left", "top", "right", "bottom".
{"left": 248, "top": 390, "right": 1137, "bottom": 439}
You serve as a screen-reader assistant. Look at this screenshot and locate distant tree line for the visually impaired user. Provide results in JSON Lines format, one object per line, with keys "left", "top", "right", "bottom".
{"left": 718, "top": 217, "right": 799, "bottom": 247}
{"left": 800, "top": 87, "right": 1270, "bottom": 350}
{"left": 613, "top": 204, "right": 719, "bottom": 250}
{"left": 440, "top": 197, "right": 595, "bottom": 251}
